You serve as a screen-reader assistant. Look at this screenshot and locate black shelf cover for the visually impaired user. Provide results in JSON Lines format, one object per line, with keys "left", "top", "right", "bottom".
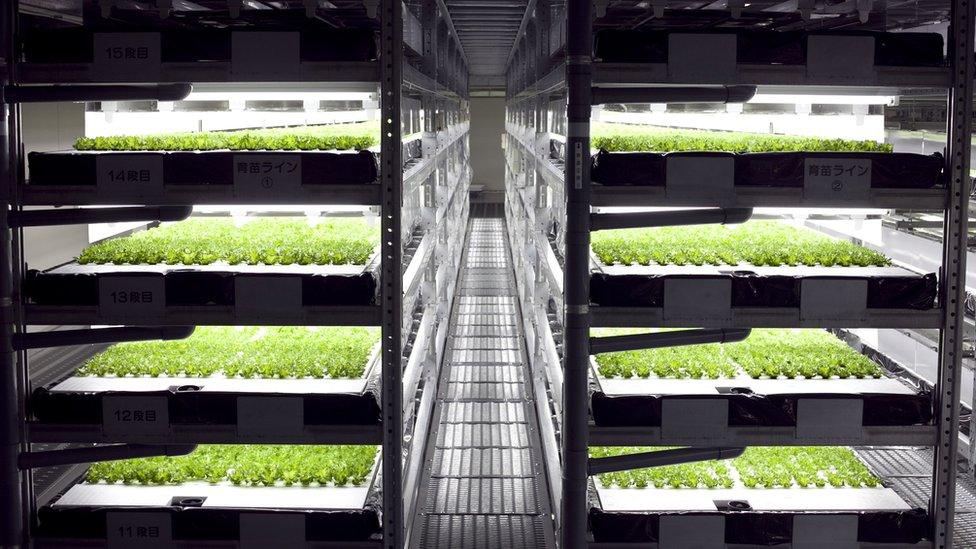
{"left": 26, "top": 269, "right": 378, "bottom": 307}
{"left": 594, "top": 29, "right": 944, "bottom": 67}
{"left": 589, "top": 508, "right": 930, "bottom": 545}
{"left": 36, "top": 505, "right": 380, "bottom": 543}
{"left": 30, "top": 385, "right": 381, "bottom": 427}
{"left": 590, "top": 272, "right": 938, "bottom": 310}
{"left": 591, "top": 390, "right": 933, "bottom": 427}
{"left": 28, "top": 150, "right": 379, "bottom": 187}
{"left": 591, "top": 151, "right": 945, "bottom": 189}
{"left": 23, "top": 27, "right": 377, "bottom": 64}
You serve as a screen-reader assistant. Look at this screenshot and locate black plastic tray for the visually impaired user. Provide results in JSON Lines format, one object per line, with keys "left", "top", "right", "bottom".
{"left": 591, "top": 150, "right": 945, "bottom": 189}
{"left": 31, "top": 386, "right": 381, "bottom": 427}
{"left": 589, "top": 272, "right": 938, "bottom": 310}
{"left": 25, "top": 269, "right": 378, "bottom": 307}
{"left": 22, "top": 27, "right": 377, "bottom": 64}
{"left": 589, "top": 508, "right": 929, "bottom": 545}
{"left": 591, "top": 390, "right": 933, "bottom": 427}
{"left": 28, "top": 150, "right": 379, "bottom": 187}
{"left": 593, "top": 29, "right": 944, "bottom": 67}
{"left": 36, "top": 506, "right": 380, "bottom": 543}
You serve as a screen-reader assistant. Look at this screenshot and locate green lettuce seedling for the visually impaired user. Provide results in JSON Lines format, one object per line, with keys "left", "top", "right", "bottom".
{"left": 590, "top": 220, "right": 890, "bottom": 268}
{"left": 78, "top": 326, "right": 379, "bottom": 379}
{"left": 592, "top": 328, "right": 882, "bottom": 380}
{"left": 590, "top": 123, "right": 891, "bottom": 153}
{"left": 77, "top": 218, "right": 379, "bottom": 266}
{"left": 86, "top": 445, "right": 378, "bottom": 487}
{"left": 74, "top": 122, "right": 379, "bottom": 151}
{"left": 592, "top": 446, "right": 879, "bottom": 489}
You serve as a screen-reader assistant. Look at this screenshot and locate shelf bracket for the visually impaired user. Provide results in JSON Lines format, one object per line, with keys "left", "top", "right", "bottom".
{"left": 590, "top": 207, "right": 753, "bottom": 231}
{"left": 590, "top": 328, "right": 751, "bottom": 355}
{"left": 19, "top": 444, "right": 196, "bottom": 470}
{"left": 588, "top": 447, "right": 746, "bottom": 475}
{"left": 3, "top": 84, "right": 191, "bottom": 104}
{"left": 13, "top": 326, "right": 194, "bottom": 351}
{"left": 591, "top": 85, "right": 756, "bottom": 106}
{"left": 9, "top": 205, "right": 192, "bottom": 228}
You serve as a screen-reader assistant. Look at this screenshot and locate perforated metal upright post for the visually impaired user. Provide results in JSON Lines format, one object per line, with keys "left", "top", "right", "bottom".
{"left": 560, "top": 1, "right": 592, "bottom": 547}
{"left": 932, "top": 0, "right": 975, "bottom": 544}
{"left": 380, "top": 0, "right": 404, "bottom": 547}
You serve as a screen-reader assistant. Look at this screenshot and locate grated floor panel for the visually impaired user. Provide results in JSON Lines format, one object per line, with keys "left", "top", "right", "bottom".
{"left": 413, "top": 214, "right": 554, "bottom": 548}
{"left": 854, "top": 447, "right": 976, "bottom": 546}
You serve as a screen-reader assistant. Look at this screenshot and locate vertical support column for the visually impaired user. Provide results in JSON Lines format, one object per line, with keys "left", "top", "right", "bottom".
{"left": 0, "top": 1, "right": 22, "bottom": 546}
{"left": 380, "top": 0, "right": 403, "bottom": 547}
{"left": 560, "top": 1, "right": 592, "bottom": 548}
{"left": 932, "top": 0, "right": 975, "bottom": 545}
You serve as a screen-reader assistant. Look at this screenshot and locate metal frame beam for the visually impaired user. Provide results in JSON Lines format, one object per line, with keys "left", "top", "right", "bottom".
{"left": 932, "top": 0, "right": 975, "bottom": 543}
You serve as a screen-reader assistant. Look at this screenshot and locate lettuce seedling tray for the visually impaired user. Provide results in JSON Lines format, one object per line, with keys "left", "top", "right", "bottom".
{"left": 588, "top": 447, "right": 928, "bottom": 546}
{"left": 588, "top": 222, "right": 938, "bottom": 325}
{"left": 30, "top": 327, "right": 383, "bottom": 444}
{"left": 35, "top": 445, "right": 382, "bottom": 545}
{"left": 589, "top": 329, "right": 932, "bottom": 444}
{"left": 24, "top": 218, "right": 382, "bottom": 325}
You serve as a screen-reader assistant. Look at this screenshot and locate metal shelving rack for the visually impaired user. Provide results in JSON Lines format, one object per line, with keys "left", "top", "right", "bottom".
{"left": 505, "top": 0, "right": 975, "bottom": 547}
{"left": 0, "top": 1, "right": 470, "bottom": 547}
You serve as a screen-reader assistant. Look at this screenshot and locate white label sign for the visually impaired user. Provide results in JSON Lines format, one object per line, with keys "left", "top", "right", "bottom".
{"left": 666, "top": 155, "right": 735, "bottom": 201}
{"left": 231, "top": 32, "right": 300, "bottom": 79}
{"left": 233, "top": 154, "right": 302, "bottom": 196}
{"left": 235, "top": 276, "right": 303, "bottom": 316}
{"left": 96, "top": 154, "right": 164, "bottom": 192}
{"left": 106, "top": 512, "right": 172, "bottom": 548}
{"left": 659, "top": 515, "right": 725, "bottom": 548}
{"left": 662, "top": 399, "right": 729, "bottom": 440}
{"left": 797, "top": 398, "right": 863, "bottom": 440}
{"left": 93, "top": 33, "right": 162, "bottom": 81}
{"left": 237, "top": 396, "right": 303, "bottom": 437}
{"left": 803, "top": 158, "right": 871, "bottom": 200}
{"left": 239, "top": 513, "right": 305, "bottom": 548}
{"left": 793, "top": 514, "right": 858, "bottom": 548}
{"left": 800, "top": 278, "right": 868, "bottom": 321}
{"left": 98, "top": 276, "right": 165, "bottom": 318}
{"left": 807, "top": 35, "right": 875, "bottom": 80}
{"left": 103, "top": 396, "right": 169, "bottom": 436}
{"left": 664, "top": 278, "right": 732, "bottom": 323}
{"left": 668, "top": 34, "right": 737, "bottom": 82}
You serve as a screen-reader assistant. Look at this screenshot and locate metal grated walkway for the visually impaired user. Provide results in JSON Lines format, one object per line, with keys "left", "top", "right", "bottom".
{"left": 413, "top": 209, "right": 555, "bottom": 548}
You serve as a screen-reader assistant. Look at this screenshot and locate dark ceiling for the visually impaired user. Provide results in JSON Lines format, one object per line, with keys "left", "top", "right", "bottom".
{"left": 444, "top": 0, "right": 529, "bottom": 87}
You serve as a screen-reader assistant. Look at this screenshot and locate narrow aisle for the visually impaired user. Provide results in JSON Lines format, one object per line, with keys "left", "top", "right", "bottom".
{"left": 413, "top": 206, "right": 555, "bottom": 548}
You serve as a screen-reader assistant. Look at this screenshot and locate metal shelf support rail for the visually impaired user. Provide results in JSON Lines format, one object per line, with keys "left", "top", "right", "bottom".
{"left": 932, "top": 0, "right": 976, "bottom": 543}
{"left": 382, "top": 0, "right": 404, "bottom": 546}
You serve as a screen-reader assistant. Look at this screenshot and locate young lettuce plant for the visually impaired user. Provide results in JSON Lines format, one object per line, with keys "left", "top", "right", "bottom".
{"left": 591, "top": 446, "right": 880, "bottom": 490}
{"left": 590, "top": 122, "right": 892, "bottom": 153}
{"left": 590, "top": 221, "right": 890, "bottom": 268}
{"left": 77, "top": 218, "right": 380, "bottom": 267}
{"left": 86, "top": 445, "right": 379, "bottom": 487}
{"left": 78, "top": 326, "right": 380, "bottom": 380}
{"left": 74, "top": 121, "right": 380, "bottom": 152}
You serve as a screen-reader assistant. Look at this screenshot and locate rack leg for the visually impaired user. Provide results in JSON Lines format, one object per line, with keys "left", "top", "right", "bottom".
{"left": 932, "top": 0, "right": 976, "bottom": 544}
{"left": 560, "top": 1, "right": 593, "bottom": 547}
{"left": 0, "top": 206, "right": 21, "bottom": 548}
